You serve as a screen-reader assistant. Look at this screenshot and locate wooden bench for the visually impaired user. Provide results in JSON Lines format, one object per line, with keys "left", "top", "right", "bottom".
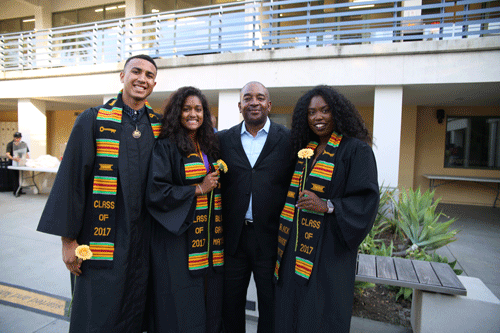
{"left": 423, "top": 174, "right": 500, "bottom": 208}
{"left": 355, "top": 254, "right": 467, "bottom": 296}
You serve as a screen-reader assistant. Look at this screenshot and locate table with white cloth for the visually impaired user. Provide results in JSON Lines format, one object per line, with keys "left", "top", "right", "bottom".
{"left": 7, "top": 166, "right": 59, "bottom": 197}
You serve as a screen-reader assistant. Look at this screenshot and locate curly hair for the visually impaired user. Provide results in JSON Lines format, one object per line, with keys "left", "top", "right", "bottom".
{"left": 159, "top": 86, "right": 219, "bottom": 159}
{"left": 290, "top": 85, "right": 372, "bottom": 153}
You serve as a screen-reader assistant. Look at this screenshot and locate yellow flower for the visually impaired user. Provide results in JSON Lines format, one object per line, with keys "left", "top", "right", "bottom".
{"left": 216, "top": 159, "right": 228, "bottom": 173}
{"left": 75, "top": 245, "right": 93, "bottom": 261}
{"left": 298, "top": 148, "right": 314, "bottom": 159}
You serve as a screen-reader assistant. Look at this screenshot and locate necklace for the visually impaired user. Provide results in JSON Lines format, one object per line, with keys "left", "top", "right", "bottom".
{"left": 132, "top": 124, "right": 141, "bottom": 139}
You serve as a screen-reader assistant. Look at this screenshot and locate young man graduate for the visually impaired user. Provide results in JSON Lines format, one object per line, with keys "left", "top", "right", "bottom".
{"left": 37, "top": 55, "right": 160, "bottom": 333}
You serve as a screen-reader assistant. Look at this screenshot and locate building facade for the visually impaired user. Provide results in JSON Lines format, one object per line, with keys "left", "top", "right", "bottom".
{"left": 0, "top": 0, "right": 499, "bottom": 206}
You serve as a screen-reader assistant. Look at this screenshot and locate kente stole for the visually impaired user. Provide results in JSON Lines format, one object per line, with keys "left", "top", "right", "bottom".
{"left": 184, "top": 153, "right": 224, "bottom": 276}
{"left": 274, "top": 132, "right": 342, "bottom": 284}
{"left": 89, "top": 91, "right": 161, "bottom": 268}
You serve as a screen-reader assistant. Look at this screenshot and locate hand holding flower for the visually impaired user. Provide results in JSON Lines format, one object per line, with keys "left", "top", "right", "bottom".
{"left": 66, "top": 245, "right": 92, "bottom": 316}
{"left": 197, "top": 171, "right": 219, "bottom": 195}
{"left": 62, "top": 237, "right": 83, "bottom": 276}
{"left": 296, "top": 190, "right": 328, "bottom": 213}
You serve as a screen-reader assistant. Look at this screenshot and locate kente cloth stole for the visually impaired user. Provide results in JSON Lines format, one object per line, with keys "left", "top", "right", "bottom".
{"left": 184, "top": 154, "right": 224, "bottom": 276}
{"left": 89, "top": 91, "right": 161, "bottom": 268}
{"left": 274, "top": 132, "right": 342, "bottom": 284}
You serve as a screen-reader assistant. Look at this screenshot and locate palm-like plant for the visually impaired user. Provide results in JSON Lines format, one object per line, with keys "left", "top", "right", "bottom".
{"left": 394, "top": 188, "right": 459, "bottom": 252}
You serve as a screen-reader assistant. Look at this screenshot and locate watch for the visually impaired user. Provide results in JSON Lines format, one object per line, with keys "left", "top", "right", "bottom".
{"left": 326, "top": 200, "right": 334, "bottom": 214}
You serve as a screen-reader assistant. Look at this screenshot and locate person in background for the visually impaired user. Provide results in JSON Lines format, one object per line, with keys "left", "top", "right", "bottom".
{"left": 146, "top": 86, "right": 223, "bottom": 333}
{"left": 218, "top": 81, "right": 294, "bottom": 333}
{"left": 37, "top": 54, "right": 160, "bottom": 333}
{"left": 6, "top": 132, "right": 30, "bottom": 196}
{"left": 274, "top": 85, "right": 379, "bottom": 333}
{"left": 212, "top": 115, "right": 218, "bottom": 132}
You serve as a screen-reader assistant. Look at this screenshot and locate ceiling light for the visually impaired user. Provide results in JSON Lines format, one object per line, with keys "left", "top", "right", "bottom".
{"left": 349, "top": 0, "right": 375, "bottom": 9}
{"left": 23, "top": 18, "right": 36, "bottom": 23}
{"left": 152, "top": 9, "right": 160, "bottom": 13}
{"left": 106, "top": 6, "right": 117, "bottom": 11}
{"left": 95, "top": 8, "right": 104, "bottom": 12}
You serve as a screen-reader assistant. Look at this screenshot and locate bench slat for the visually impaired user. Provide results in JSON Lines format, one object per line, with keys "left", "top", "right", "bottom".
{"left": 376, "top": 255, "right": 397, "bottom": 280}
{"left": 430, "top": 261, "right": 466, "bottom": 290}
{"left": 394, "top": 257, "right": 419, "bottom": 283}
{"left": 412, "top": 260, "right": 441, "bottom": 285}
{"left": 355, "top": 254, "right": 467, "bottom": 296}
{"left": 357, "top": 254, "right": 376, "bottom": 277}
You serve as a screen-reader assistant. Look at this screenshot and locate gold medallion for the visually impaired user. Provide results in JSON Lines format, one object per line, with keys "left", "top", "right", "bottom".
{"left": 132, "top": 125, "right": 141, "bottom": 139}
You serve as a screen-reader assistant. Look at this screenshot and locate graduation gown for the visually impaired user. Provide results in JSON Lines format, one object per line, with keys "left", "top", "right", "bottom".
{"left": 275, "top": 137, "right": 379, "bottom": 333}
{"left": 146, "top": 138, "right": 223, "bottom": 333}
{"left": 37, "top": 107, "right": 156, "bottom": 333}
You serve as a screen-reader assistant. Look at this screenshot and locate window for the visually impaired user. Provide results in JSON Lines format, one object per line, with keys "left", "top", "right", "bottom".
{"left": 445, "top": 116, "right": 500, "bottom": 170}
{"left": 0, "top": 16, "right": 35, "bottom": 34}
{"left": 53, "top": 3, "right": 125, "bottom": 27}
{"left": 144, "top": 0, "right": 235, "bottom": 14}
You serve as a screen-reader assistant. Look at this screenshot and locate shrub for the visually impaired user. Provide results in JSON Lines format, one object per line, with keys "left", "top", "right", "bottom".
{"left": 392, "top": 187, "right": 459, "bottom": 252}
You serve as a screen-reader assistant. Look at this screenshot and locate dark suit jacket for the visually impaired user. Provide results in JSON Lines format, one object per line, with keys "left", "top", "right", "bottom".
{"left": 218, "top": 121, "right": 294, "bottom": 257}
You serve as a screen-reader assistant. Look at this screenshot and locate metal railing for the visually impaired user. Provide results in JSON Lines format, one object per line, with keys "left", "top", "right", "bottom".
{"left": 0, "top": 0, "right": 498, "bottom": 72}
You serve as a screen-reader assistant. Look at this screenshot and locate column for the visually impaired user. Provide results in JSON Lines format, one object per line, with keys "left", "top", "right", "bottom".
{"left": 126, "top": 0, "right": 143, "bottom": 17}
{"left": 34, "top": 1, "right": 52, "bottom": 68}
{"left": 124, "top": 0, "right": 144, "bottom": 55}
{"left": 18, "top": 99, "right": 47, "bottom": 159}
{"left": 372, "top": 86, "right": 403, "bottom": 190}
{"left": 218, "top": 90, "right": 242, "bottom": 131}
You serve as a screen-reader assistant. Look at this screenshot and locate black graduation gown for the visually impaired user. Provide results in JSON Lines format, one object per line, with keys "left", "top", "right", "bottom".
{"left": 37, "top": 107, "right": 155, "bottom": 333}
{"left": 146, "top": 138, "right": 223, "bottom": 333}
{"left": 275, "top": 137, "right": 379, "bottom": 333}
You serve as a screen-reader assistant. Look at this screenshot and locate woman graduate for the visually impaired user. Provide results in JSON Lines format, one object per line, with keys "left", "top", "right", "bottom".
{"left": 274, "top": 85, "right": 379, "bottom": 333}
{"left": 146, "top": 86, "right": 224, "bottom": 333}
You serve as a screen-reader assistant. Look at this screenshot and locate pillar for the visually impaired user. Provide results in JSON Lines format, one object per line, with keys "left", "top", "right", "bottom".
{"left": 34, "top": 1, "right": 52, "bottom": 68}
{"left": 125, "top": 0, "right": 144, "bottom": 55}
{"left": 126, "top": 0, "right": 143, "bottom": 17}
{"left": 18, "top": 99, "right": 47, "bottom": 159}
{"left": 372, "top": 86, "right": 403, "bottom": 190}
{"left": 218, "top": 90, "right": 242, "bottom": 131}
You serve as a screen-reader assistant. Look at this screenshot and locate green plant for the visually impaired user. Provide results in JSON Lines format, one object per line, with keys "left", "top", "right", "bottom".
{"left": 393, "top": 187, "right": 459, "bottom": 252}
{"left": 359, "top": 186, "right": 394, "bottom": 255}
{"left": 359, "top": 221, "right": 388, "bottom": 254}
{"left": 354, "top": 281, "right": 376, "bottom": 295}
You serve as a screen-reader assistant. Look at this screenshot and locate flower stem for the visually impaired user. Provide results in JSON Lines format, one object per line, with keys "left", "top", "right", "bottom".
{"left": 295, "top": 160, "right": 308, "bottom": 251}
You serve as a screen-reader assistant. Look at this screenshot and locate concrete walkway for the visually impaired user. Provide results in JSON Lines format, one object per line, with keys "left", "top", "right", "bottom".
{"left": 1, "top": 192, "right": 498, "bottom": 333}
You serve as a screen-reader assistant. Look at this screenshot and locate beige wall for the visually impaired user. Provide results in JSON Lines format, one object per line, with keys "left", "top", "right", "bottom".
{"left": 0, "top": 111, "right": 17, "bottom": 122}
{"left": 399, "top": 105, "right": 418, "bottom": 190}
{"left": 414, "top": 106, "right": 500, "bottom": 206}
{"left": 47, "top": 110, "right": 79, "bottom": 158}
{"left": 46, "top": 106, "right": 165, "bottom": 157}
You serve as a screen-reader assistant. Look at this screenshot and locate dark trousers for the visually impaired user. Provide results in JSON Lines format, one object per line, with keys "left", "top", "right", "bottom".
{"left": 223, "top": 222, "right": 275, "bottom": 333}
{"left": 9, "top": 169, "right": 19, "bottom": 194}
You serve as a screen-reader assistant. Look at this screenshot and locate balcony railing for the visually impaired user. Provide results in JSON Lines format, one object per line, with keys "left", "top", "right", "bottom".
{"left": 0, "top": 0, "right": 498, "bottom": 72}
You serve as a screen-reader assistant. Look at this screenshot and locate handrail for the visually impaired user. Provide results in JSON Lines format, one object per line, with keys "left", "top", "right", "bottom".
{"left": 0, "top": 0, "right": 498, "bottom": 72}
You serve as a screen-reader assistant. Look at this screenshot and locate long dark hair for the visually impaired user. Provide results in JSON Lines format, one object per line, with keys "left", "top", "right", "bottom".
{"left": 290, "top": 85, "right": 371, "bottom": 153}
{"left": 159, "top": 86, "right": 219, "bottom": 159}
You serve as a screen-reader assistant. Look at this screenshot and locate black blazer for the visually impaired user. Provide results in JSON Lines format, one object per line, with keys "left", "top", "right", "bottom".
{"left": 218, "top": 121, "right": 294, "bottom": 257}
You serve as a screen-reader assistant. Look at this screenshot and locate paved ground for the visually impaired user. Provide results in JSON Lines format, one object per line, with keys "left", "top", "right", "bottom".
{"left": 1, "top": 192, "right": 498, "bottom": 333}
